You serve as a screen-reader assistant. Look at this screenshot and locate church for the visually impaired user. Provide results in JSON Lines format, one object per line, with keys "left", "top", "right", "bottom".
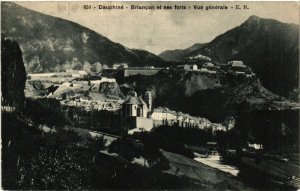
{"left": 122, "top": 92, "right": 153, "bottom": 133}
{"left": 122, "top": 93, "right": 149, "bottom": 118}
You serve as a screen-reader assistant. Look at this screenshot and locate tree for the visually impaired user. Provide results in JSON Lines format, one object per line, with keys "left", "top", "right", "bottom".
{"left": 61, "top": 61, "right": 72, "bottom": 71}
{"left": 71, "top": 58, "right": 82, "bottom": 70}
{"left": 92, "top": 62, "right": 102, "bottom": 73}
{"left": 26, "top": 56, "right": 43, "bottom": 73}
{"left": 52, "top": 65, "right": 61, "bottom": 72}
{"left": 82, "top": 61, "right": 91, "bottom": 73}
{"left": 102, "top": 64, "right": 109, "bottom": 69}
{"left": 288, "top": 88, "right": 299, "bottom": 102}
{"left": 1, "top": 37, "right": 26, "bottom": 110}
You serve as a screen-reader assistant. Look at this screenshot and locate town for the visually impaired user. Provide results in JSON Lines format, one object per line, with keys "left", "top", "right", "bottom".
{"left": 25, "top": 58, "right": 253, "bottom": 134}
{"left": 1, "top": 3, "right": 299, "bottom": 189}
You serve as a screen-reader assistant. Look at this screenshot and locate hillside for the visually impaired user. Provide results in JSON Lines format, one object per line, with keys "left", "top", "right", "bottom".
{"left": 1, "top": 2, "right": 165, "bottom": 73}
{"left": 183, "top": 16, "right": 299, "bottom": 97}
{"left": 159, "top": 43, "right": 207, "bottom": 61}
{"left": 117, "top": 70, "right": 281, "bottom": 121}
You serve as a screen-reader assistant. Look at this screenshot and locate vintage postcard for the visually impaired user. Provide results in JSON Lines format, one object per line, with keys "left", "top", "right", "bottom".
{"left": 1, "top": 1, "right": 299, "bottom": 190}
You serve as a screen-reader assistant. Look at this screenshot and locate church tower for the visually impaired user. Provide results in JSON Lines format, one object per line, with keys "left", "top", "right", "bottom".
{"left": 144, "top": 91, "right": 152, "bottom": 112}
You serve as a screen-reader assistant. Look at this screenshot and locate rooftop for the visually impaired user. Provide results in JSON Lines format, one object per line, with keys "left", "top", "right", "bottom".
{"left": 123, "top": 96, "right": 146, "bottom": 105}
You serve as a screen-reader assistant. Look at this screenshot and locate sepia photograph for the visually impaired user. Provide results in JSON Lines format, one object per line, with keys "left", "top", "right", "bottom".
{"left": 1, "top": 1, "right": 300, "bottom": 190}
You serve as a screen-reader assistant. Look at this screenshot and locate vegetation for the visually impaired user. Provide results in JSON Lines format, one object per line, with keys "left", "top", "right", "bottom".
{"left": 234, "top": 110, "right": 299, "bottom": 152}
{"left": 108, "top": 137, "right": 170, "bottom": 170}
{"left": 24, "top": 98, "right": 69, "bottom": 129}
{"left": 62, "top": 105, "right": 123, "bottom": 135}
{"left": 2, "top": 113, "right": 202, "bottom": 190}
{"left": 131, "top": 125, "right": 214, "bottom": 158}
{"left": 1, "top": 37, "right": 26, "bottom": 110}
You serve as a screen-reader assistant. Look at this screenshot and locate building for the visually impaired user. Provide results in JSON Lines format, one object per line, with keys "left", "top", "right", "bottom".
{"left": 113, "top": 64, "right": 121, "bottom": 69}
{"left": 235, "top": 71, "right": 245, "bottom": 75}
{"left": 247, "top": 142, "right": 264, "bottom": 151}
{"left": 206, "top": 63, "right": 215, "bottom": 67}
{"left": 28, "top": 73, "right": 55, "bottom": 78}
{"left": 123, "top": 95, "right": 148, "bottom": 118}
{"left": 151, "top": 107, "right": 177, "bottom": 126}
{"left": 211, "top": 123, "right": 227, "bottom": 135}
{"left": 90, "top": 77, "right": 116, "bottom": 84}
{"left": 122, "top": 95, "right": 153, "bottom": 133}
{"left": 228, "top": 61, "right": 246, "bottom": 68}
{"left": 65, "top": 70, "right": 88, "bottom": 76}
{"left": 89, "top": 77, "right": 117, "bottom": 91}
{"left": 192, "top": 64, "right": 198, "bottom": 70}
{"left": 199, "top": 68, "right": 217, "bottom": 74}
{"left": 113, "top": 63, "right": 129, "bottom": 70}
{"left": 151, "top": 107, "right": 215, "bottom": 129}
{"left": 177, "top": 64, "right": 198, "bottom": 71}
{"left": 123, "top": 67, "right": 166, "bottom": 77}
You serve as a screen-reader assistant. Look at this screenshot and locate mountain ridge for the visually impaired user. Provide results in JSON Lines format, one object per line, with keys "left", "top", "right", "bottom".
{"left": 159, "top": 43, "right": 207, "bottom": 61}
{"left": 1, "top": 2, "right": 166, "bottom": 73}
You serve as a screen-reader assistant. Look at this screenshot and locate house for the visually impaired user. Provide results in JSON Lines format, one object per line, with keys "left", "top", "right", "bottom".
{"left": 192, "top": 64, "right": 198, "bottom": 70}
{"left": 151, "top": 107, "right": 177, "bottom": 126}
{"left": 151, "top": 107, "right": 177, "bottom": 120}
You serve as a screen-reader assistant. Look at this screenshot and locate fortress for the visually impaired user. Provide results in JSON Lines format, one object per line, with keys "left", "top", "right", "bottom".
{"left": 123, "top": 67, "right": 169, "bottom": 77}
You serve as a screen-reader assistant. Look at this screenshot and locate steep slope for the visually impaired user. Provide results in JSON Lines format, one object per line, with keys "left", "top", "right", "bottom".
{"left": 117, "top": 69, "right": 281, "bottom": 121}
{"left": 1, "top": 2, "right": 165, "bottom": 73}
{"left": 185, "top": 16, "right": 299, "bottom": 97}
{"left": 159, "top": 43, "right": 207, "bottom": 61}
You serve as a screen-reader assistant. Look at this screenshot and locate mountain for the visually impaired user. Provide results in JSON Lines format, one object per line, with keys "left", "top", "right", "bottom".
{"left": 159, "top": 43, "right": 207, "bottom": 61}
{"left": 1, "top": 2, "right": 165, "bottom": 73}
{"left": 183, "top": 16, "right": 299, "bottom": 97}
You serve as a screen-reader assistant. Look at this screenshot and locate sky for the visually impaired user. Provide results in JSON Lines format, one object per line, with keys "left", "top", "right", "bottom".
{"left": 15, "top": 1, "right": 299, "bottom": 54}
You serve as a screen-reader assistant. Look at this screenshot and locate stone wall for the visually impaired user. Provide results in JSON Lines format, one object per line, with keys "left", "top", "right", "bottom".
{"left": 124, "top": 69, "right": 162, "bottom": 77}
